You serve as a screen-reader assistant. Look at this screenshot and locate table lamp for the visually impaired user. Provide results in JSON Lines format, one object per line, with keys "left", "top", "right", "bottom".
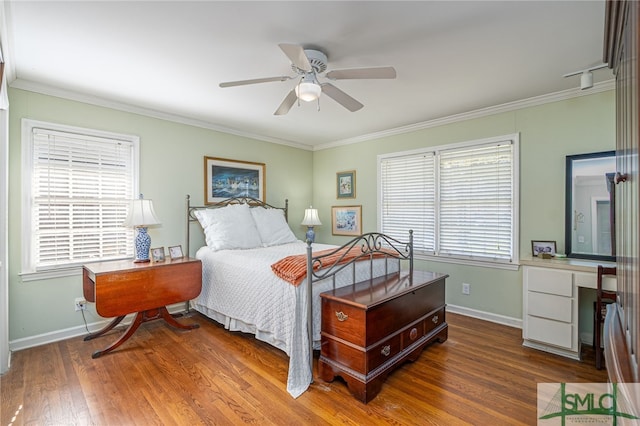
{"left": 123, "top": 194, "right": 161, "bottom": 263}
{"left": 301, "top": 206, "right": 322, "bottom": 243}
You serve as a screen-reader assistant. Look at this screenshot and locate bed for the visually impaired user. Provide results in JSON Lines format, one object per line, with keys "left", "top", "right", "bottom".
{"left": 185, "top": 195, "right": 413, "bottom": 398}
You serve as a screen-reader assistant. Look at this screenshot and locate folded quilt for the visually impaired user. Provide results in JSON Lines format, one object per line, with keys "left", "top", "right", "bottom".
{"left": 271, "top": 245, "right": 394, "bottom": 286}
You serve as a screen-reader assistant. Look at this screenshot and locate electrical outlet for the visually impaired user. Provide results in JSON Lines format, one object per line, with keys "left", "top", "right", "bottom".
{"left": 74, "top": 297, "right": 87, "bottom": 311}
{"left": 462, "top": 283, "right": 470, "bottom": 295}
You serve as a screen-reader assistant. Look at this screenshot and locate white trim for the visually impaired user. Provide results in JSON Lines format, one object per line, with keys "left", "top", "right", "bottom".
{"left": 0, "top": 88, "right": 8, "bottom": 374}
{"left": 9, "top": 304, "right": 187, "bottom": 352}
{"left": 591, "top": 196, "right": 609, "bottom": 254}
{"left": 416, "top": 253, "right": 520, "bottom": 271}
{"left": 8, "top": 77, "right": 614, "bottom": 153}
{"left": 378, "top": 133, "right": 520, "bottom": 269}
{"left": 10, "top": 79, "right": 313, "bottom": 151}
{"left": 20, "top": 266, "right": 82, "bottom": 282}
{"left": 316, "top": 80, "right": 615, "bottom": 151}
{"left": 21, "top": 119, "right": 140, "bottom": 275}
{"left": 446, "top": 304, "right": 522, "bottom": 329}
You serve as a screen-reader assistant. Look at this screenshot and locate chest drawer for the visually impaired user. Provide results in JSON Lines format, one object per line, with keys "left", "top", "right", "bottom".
{"left": 366, "top": 334, "right": 402, "bottom": 373}
{"left": 321, "top": 299, "right": 366, "bottom": 346}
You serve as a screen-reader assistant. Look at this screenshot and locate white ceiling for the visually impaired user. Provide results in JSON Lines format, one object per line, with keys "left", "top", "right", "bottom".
{"left": 2, "top": 1, "right": 612, "bottom": 150}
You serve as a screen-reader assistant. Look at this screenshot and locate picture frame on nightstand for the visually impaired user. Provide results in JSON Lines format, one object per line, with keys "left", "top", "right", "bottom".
{"left": 169, "top": 245, "right": 184, "bottom": 260}
{"left": 151, "top": 247, "right": 165, "bottom": 263}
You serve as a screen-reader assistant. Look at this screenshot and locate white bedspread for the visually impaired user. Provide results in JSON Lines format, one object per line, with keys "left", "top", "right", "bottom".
{"left": 192, "top": 240, "right": 399, "bottom": 398}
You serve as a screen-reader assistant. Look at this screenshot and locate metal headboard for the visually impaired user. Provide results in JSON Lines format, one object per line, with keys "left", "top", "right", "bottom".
{"left": 185, "top": 194, "right": 288, "bottom": 256}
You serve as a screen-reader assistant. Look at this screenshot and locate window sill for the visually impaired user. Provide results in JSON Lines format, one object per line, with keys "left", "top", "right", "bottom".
{"left": 415, "top": 253, "right": 520, "bottom": 271}
{"left": 20, "top": 267, "right": 83, "bottom": 282}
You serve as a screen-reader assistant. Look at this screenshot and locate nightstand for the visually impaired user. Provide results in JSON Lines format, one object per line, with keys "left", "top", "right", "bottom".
{"left": 82, "top": 257, "right": 202, "bottom": 358}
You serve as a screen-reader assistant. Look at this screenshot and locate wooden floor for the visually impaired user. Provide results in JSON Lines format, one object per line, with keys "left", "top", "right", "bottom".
{"left": 1, "top": 312, "right": 608, "bottom": 425}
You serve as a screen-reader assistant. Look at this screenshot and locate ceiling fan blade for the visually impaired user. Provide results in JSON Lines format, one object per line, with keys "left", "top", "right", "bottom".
{"left": 274, "top": 90, "right": 298, "bottom": 116}
{"left": 321, "top": 83, "right": 364, "bottom": 112}
{"left": 219, "top": 76, "right": 291, "bottom": 88}
{"left": 278, "top": 43, "right": 312, "bottom": 72}
{"left": 326, "top": 66, "right": 396, "bottom": 80}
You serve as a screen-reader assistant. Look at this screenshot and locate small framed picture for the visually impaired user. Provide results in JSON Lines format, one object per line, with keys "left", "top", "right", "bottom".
{"left": 331, "top": 205, "right": 362, "bottom": 236}
{"left": 151, "top": 247, "right": 166, "bottom": 262}
{"left": 169, "top": 245, "right": 184, "bottom": 260}
{"left": 531, "top": 240, "right": 557, "bottom": 257}
{"left": 336, "top": 170, "right": 356, "bottom": 199}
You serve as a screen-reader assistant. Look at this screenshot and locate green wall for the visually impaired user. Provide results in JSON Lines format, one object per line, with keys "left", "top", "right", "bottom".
{"left": 7, "top": 88, "right": 313, "bottom": 342}
{"left": 7, "top": 87, "right": 615, "bottom": 345}
{"left": 312, "top": 90, "right": 615, "bottom": 321}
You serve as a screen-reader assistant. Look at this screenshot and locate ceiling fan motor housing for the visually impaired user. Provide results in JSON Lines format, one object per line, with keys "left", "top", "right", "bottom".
{"left": 291, "top": 49, "right": 328, "bottom": 74}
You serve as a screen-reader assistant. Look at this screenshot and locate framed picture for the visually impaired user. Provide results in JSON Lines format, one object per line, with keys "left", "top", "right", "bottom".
{"left": 151, "top": 247, "right": 165, "bottom": 262}
{"left": 204, "top": 157, "right": 265, "bottom": 204}
{"left": 336, "top": 170, "right": 356, "bottom": 199}
{"left": 168, "top": 245, "right": 184, "bottom": 260}
{"left": 531, "top": 240, "right": 557, "bottom": 257}
{"left": 331, "top": 205, "right": 362, "bottom": 236}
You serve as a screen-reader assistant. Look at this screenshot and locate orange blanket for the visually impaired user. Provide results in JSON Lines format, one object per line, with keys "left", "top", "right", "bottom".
{"left": 271, "top": 245, "right": 394, "bottom": 286}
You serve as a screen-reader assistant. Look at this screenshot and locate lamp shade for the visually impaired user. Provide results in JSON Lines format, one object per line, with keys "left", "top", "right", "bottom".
{"left": 123, "top": 196, "right": 161, "bottom": 228}
{"left": 301, "top": 207, "right": 322, "bottom": 226}
{"left": 295, "top": 75, "right": 322, "bottom": 102}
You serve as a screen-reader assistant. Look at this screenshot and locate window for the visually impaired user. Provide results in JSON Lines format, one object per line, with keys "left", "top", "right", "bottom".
{"left": 22, "top": 119, "right": 139, "bottom": 278}
{"left": 378, "top": 134, "right": 519, "bottom": 268}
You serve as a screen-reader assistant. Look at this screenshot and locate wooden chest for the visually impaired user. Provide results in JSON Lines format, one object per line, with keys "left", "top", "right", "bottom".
{"left": 318, "top": 270, "right": 448, "bottom": 403}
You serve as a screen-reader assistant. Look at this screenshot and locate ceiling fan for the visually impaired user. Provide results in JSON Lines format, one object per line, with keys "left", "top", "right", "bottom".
{"left": 219, "top": 43, "right": 396, "bottom": 115}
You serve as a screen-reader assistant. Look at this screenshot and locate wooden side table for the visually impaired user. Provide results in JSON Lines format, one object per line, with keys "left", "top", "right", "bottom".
{"left": 82, "top": 257, "right": 202, "bottom": 358}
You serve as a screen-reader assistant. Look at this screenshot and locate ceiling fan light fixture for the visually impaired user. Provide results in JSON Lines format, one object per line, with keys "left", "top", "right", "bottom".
{"left": 295, "top": 75, "right": 322, "bottom": 102}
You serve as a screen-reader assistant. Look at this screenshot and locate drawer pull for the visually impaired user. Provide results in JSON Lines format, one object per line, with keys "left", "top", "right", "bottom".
{"left": 381, "top": 345, "right": 391, "bottom": 357}
{"left": 432, "top": 315, "right": 439, "bottom": 324}
{"left": 410, "top": 327, "right": 418, "bottom": 340}
{"left": 335, "top": 311, "right": 348, "bottom": 322}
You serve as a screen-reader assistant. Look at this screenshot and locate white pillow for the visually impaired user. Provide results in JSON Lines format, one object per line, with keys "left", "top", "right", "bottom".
{"left": 250, "top": 207, "right": 298, "bottom": 247}
{"left": 194, "top": 204, "right": 262, "bottom": 250}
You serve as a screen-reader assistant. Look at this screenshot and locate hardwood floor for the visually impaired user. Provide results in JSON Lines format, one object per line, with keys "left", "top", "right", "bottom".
{"left": 1, "top": 312, "right": 608, "bottom": 425}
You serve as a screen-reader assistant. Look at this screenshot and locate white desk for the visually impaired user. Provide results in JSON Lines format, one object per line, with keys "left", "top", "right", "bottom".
{"left": 521, "top": 257, "right": 616, "bottom": 360}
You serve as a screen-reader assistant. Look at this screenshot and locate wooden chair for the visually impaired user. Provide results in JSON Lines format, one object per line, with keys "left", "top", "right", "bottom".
{"left": 594, "top": 265, "right": 617, "bottom": 370}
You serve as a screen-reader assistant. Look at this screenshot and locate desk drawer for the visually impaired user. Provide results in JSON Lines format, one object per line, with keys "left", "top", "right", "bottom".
{"left": 526, "top": 268, "right": 573, "bottom": 296}
{"left": 526, "top": 316, "right": 573, "bottom": 349}
{"left": 527, "top": 292, "right": 572, "bottom": 323}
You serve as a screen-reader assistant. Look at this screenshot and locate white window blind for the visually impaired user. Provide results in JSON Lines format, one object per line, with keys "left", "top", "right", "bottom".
{"left": 24, "top": 122, "right": 137, "bottom": 272}
{"left": 379, "top": 135, "right": 518, "bottom": 266}
{"left": 380, "top": 153, "right": 436, "bottom": 252}
{"left": 439, "top": 142, "right": 513, "bottom": 260}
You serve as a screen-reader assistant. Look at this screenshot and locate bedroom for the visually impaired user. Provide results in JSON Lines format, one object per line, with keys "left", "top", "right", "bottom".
{"left": 0, "top": 0, "right": 625, "bottom": 424}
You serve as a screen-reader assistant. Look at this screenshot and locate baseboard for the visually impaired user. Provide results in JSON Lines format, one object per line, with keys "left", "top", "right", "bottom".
{"left": 8, "top": 304, "right": 187, "bottom": 352}
{"left": 10, "top": 303, "right": 520, "bottom": 352}
{"left": 580, "top": 331, "right": 595, "bottom": 348}
{"left": 446, "top": 304, "right": 522, "bottom": 329}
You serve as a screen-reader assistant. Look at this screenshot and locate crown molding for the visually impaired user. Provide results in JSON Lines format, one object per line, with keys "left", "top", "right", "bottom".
{"left": 9, "top": 79, "right": 314, "bottom": 151}
{"left": 10, "top": 77, "right": 614, "bottom": 153}
{"left": 313, "top": 79, "right": 616, "bottom": 151}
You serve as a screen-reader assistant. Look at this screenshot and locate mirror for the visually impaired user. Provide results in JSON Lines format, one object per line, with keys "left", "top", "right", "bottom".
{"left": 565, "top": 151, "right": 616, "bottom": 261}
